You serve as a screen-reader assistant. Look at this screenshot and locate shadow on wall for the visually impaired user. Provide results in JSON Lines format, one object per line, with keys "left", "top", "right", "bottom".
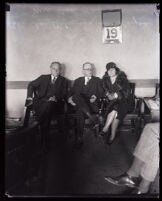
{"left": 61, "top": 63, "right": 66, "bottom": 77}
{"left": 92, "top": 63, "right": 97, "bottom": 77}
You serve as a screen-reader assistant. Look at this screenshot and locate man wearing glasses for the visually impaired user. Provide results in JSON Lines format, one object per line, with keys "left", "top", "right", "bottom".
{"left": 68, "top": 62, "right": 104, "bottom": 149}
{"left": 26, "top": 62, "right": 68, "bottom": 152}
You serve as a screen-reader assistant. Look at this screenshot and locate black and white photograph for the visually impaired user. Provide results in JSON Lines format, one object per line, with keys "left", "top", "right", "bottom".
{"left": 4, "top": 2, "right": 160, "bottom": 198}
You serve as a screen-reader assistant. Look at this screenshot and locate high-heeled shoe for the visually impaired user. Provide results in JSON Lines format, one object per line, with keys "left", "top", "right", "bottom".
{"left": 106, "top": 131, "right": 115, "bottom": 145}
{"left": 99, "top": 130, "right": 106, "bottom": 137}
{"left": 107, "top": 137, "right": 115, "bottom": 145}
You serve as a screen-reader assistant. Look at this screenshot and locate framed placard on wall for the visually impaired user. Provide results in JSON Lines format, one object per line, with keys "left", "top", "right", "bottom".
{"left": 101, "top": 9, "right": 122, "bottom": 44}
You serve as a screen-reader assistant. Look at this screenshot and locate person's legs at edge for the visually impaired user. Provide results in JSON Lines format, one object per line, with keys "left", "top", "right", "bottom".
{"left": 137, "top": 178, "right": 151, "bottom": 194}
{"left": 127, "top": 157, "right": 144, "bottom": 178}
{"left": 105, "top": 123, "right": 159, "bottom": 193}
{"left": 104, "top": 157, "right": 143, "bottom": 188}
{"left": 137, "top": 151, "right": 159, "bottom": 193}
{"left": 132, "top": 123, "right": 159, "bottom": 193}
{"left": 130, "top": 157, "right": 159, "bottom": 194}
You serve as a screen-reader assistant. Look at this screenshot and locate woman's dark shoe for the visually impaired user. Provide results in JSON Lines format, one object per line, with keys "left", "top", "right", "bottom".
{"left": 105, "top": 130, "right": 114, "bottom": 145}
{"left": 106, "top": 136, "right": 115, "bottom": 145}
{"left": 104, "top": 172, "right": 140, "bottom": 188}
{"left": 99, "top": 130, "right": 106, "bottom": 137}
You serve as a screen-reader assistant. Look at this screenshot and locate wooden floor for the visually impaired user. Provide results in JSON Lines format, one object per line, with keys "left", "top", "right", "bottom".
{"left": 10, "top": 128, "right": 159, "bottom": 198}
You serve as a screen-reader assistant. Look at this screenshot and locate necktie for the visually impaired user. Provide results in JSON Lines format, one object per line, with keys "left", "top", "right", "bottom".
{"left": 51, "top": 77, "right": 56, "bottom": 84}
{"left": 85, "top": 77, "right": 90, "bottom": 85}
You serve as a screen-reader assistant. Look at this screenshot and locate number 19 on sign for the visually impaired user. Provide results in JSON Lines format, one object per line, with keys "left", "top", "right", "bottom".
{"left": 102, "top": 26, "right": 122, "bottom": 44}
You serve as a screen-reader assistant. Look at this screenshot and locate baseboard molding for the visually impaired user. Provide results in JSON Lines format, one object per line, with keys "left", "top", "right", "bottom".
{"left": 6, "top": 79, "right": 159, "bottom": 89}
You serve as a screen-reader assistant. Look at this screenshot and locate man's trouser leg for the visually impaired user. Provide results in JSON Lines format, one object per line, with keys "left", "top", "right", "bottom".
{"left": 72, "top": 94, "right": 99, "bottom": 143}
{"left": 75, "top": 108, "right": 85, "bottom": 143}
{"left": 34, "top": 100, "right": 55, "bottom": 147}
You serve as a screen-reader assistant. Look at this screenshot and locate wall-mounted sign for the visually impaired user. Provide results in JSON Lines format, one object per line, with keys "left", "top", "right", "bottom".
{"left": 101, "top": 9, "right": 122, "bottom": 44}
{"left": 102, "top": 26, "right": 122, "bottom": 44}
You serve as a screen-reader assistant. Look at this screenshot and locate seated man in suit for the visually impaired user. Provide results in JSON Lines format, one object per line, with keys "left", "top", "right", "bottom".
{"left": 68, "top": 62, "right": 104, "bottom": 149}
{"left": 26, "top": 62, "right": 68, "bottom": 151}
{"left": 104, "top": 122, "right": 159, "bottom": 195}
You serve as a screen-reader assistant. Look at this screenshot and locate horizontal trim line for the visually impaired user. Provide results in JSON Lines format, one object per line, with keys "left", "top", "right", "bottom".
{"left": 7, "top": 81, "right": 28, "bottom": 89}
{"left": 6, "top": 79, "right": 159, "bottom": 89}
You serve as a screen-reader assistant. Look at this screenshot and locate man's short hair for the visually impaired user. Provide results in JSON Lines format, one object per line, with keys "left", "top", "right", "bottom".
{"left": 82, "top": 62, "right": 93, "bottom": 69}
{"left": 50, "top": 62, "right": 61, "bottom": 69}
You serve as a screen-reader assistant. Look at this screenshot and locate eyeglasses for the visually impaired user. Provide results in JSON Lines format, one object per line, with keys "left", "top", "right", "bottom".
{"left": 50, "top": 67, "right": 59, "bottom": 70}
{"left": 83, "top": 68, "right": 93, "bottom": 71}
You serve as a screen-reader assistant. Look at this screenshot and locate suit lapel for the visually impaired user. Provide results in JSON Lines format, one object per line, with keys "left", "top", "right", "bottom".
{"left": 87, "top": 76, "right": 94, "bottom": 87}
{"left": 47, "top": 75, "right": 61, "bottom": 86}
{"left": 82, "top": 77, "right": 85, "bottom": 86}
{"left": 83, "top": 76, "right": 93, "bottom": 86}
{"left": 83, "top": 76, "right": 95, "bottom": 95}
{"left": 54, "top": 75, "right": 61, "bottom": 87}
{"left": 47, "top": 74, "right": 52, "bottom": 84}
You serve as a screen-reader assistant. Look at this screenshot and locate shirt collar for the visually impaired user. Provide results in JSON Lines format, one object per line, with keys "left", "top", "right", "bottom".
{"left": 85, "top": 76, "right": 91, "bottom": 80}
{"left": 51, "top": 75, "right": 57, "bottom": 80}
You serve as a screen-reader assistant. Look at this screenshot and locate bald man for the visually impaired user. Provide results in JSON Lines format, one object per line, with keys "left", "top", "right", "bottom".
{"left": 68, "top": 62, "right": 104, "bottom": 149}
{"left": 26, "top": 62, "right": 68, "bottom": 151}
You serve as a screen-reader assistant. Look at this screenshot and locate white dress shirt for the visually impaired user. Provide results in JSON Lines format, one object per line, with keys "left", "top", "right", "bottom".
{"left": 51, "top": 75, "right": 57, "bottom": 83}
{"left": 85, "top": 76, "right": 91, "bottom": 85}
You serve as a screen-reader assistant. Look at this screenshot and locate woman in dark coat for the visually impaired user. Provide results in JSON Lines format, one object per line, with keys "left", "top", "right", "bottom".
{"left": 100, "top": 62, "right": 134, "bottom": 144}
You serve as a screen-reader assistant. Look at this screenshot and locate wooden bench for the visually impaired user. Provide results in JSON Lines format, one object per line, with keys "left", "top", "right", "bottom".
{"left": 23, "top": 81, "right": 143, "bottom": 139}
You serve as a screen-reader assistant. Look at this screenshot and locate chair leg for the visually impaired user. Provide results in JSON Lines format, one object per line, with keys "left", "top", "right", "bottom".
{"left": 136, "top": 117, "right": 143, "bottom": 137}
{"left": 133, "top": 117, "right": 141, "bottom": 136}
{"left": 131, "top": 119, "right": 135, "bottom": 134}
{"left": 23, "top": 107, "right": 31, "bottom": 127}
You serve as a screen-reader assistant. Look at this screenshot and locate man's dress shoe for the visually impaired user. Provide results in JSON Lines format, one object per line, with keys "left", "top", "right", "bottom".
{"left": 104, "top": 172, "right": 139, "bottom": 188}
{"left": 106, "top": 137, "right": 114, "bottom": 145}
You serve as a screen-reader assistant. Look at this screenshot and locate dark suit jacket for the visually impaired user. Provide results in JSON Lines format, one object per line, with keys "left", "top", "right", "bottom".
{"left": 68, "top": 76, "right": 104, "bottom": 101}
{"left": 27, "top": 74, "right": 68, "bottom": 102}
